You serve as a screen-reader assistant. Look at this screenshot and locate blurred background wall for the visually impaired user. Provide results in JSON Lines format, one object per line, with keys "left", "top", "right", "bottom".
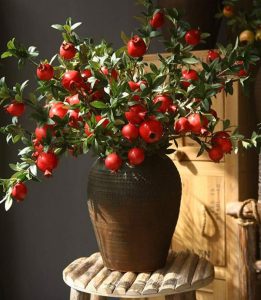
{"left": 0, "top": 1, "right": 141, "bottom": 299}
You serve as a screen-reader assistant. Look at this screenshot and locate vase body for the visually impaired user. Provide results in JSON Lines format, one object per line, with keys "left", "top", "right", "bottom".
{"left": 87, "top": 155, "right": 182, "bottom": 272}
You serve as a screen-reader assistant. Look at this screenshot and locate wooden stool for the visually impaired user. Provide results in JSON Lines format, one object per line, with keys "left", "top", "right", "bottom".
{"left": 63, "top": 251, "right": 214, "bottom": 300}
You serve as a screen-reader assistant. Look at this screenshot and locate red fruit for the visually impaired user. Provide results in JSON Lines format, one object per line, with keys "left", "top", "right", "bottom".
{"left": 223, "top": 5, "right": 234, "bottom": 18}
{"left": 169, "top": 104, "right": 178, "bottom": 113}
{"left": 128, "top": 81, "right": 140, "bottom": 91}
{"left": 139, "top": 120, "right": 163, "bottom": 143}
{"left": 174, "top": 117, "right": 191, "bottom": 133}
{"left": 207, "top": 50, "right": 220, "bottom": 62}
{"left": 59, "top": 42, "right": 77, "bottom": 60}
{"left": 65, "top": 94, "right": 80, "bottom": 105}
{"left": 211, "top": 131, "right": 232, "bottom": 154}
{"left": 101, "top": 67, "right": 118, "bottom": 80}
{"left": 11, "top": 182, "right": 27, "bottom": 201}
{"left": 125, "top": 111, "right": 142, "bottom": 124}
{"left": 6, "top": 101, "right": 25, "bottom": 117}
{"left": 130, "top": 105, "right": 146, "bottom": 115}
{"left": 35, "top": 125, "right": 54, "bottom": 142}
{"left": 81, "top": 69, "right": 92, "bottom": 79}
{"left": 49, "top": 102, "right": 68, "bottom": 119}
{"left": 128, "top": 147, "right": 145, "bottom": 165}
{"left": 122, "top": 123, "right": 139, "bottom": 140}
{"left": 188, "top": 113, "right": 209, "bottom": 134}
{"left": 36, "top": 63, "right": 54, "bottom": 81}
{"left": 33, "top": 139, "right": 44, "bottom": 155}
{"left": 153, "top": 95, "right": 172, "bottom": 113}
{"left": 149, "top": 11, "right": 165, "bottom": 29}
{"left": 234, "top": 61, "right": 248, "bottom": 77}
{"left": 208, "top": 147, "right": 224, "bottom": 163}
{"left": 105, "top": 153, "right": 122, "bottom": 171}
{"left": 127, "top": 35, "right": 147, "bottom": 58}
{"left": 95, "top": 115, "right": 109, "bottom": 128}
{"left": 238, "top": 69, "right": 248, "bottom": 77}
{"left": 84, "top": 123, "right": 93, "bottom": 137}
{"left": 91, "top": 89, "right": 105, "bottom": 100}
{"left": 185, "top": 29, "right": 201, "bottom": 46}
{"left": 68, "top": 109, "right": 82, "bottom": 127}
{"left": 125, "top": 105, "right": 146, "bottom": 124}
{"left": 181, "top": 69, "right": 199, "bottom": 88}
{"left": 61, "top": 70, "right": 84, "bottom": 92}
{"left": 36, "top": 151, "right": 58, "bottom": 176}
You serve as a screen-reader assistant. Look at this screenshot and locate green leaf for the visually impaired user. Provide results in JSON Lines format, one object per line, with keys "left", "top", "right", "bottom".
{"left": 152, "top": 75, "right": 166, "bottom": 89}
{"left": 121, "top": 31, "right": 129, "bottom": 45}
{"left": 149, "top": 31, "right": 161, "bottom": 38}
{"left": 51, "top": 24, "right": 64, "bottom": 31}
{"left": 5, "top": 197, "right": 13, "bottom": 211}
{"left": 1, "top": 51, "right": 13, "bottom": 59}
{"left": 90, "top": 101, "right": 107, "bottom": 109}
{"left": 223, "top": 119, "right": 231, "bottom": 130}
{"left": 29, "top": 165, "right": 37, "bottom": 176}
{"left": 9, "top": 164, "right": 18, "bottom": 171}
{"left": 12, "top": 135, "right": 21, "bottom": 144}
{"left": 182, "top": 57, "right": 199, "bottom": 64}
{"left": 71, "top": 22, "right": 82, "bottom": 30}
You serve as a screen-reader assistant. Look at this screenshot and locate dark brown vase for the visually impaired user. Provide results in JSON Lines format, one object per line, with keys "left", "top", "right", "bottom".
{"left": 87, "top": 154, "right": 181, "bottom": 272}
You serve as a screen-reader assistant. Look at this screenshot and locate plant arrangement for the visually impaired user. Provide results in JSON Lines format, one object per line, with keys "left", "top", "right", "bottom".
{"left": 217, "top": 0, "right": 261, "bottom": 52}
{"left": 0, "top": 0, "right": 260, "bottom": 210}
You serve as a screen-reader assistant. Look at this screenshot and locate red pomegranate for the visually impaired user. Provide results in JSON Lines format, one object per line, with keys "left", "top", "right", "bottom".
{"left": 35, "top": 124, "right": 54, "bottom": 142}
{"left": 61, "top": 70, "right": 84, "bottom": 92}
{"left": 11, "top": 182, "right": 27, "bottom": 201}
{"left": 95, "top": 115, "right": 109, "bottom": 128}
{"left": 6, "top": 101, "right": 25, "bottom": 117}
{"left": 211, "top": 131, "right": 232, "bottom": 154}
{"left": 49, "top": 102, "right": 68, "bottom": 119}
{"left": 125, "top": 105, "right": 146, "bottom": 124}
{"left": 181, "top": 69, "right": 199, "bottom": 88}
{"left": 36, "top": 151, "right": 58, "bottom": 176}
{"left": 127, "top": 36, "right": 147, "bottom": 57}
{"left": 122, "top": 123, "right": 139, "bottom": 140}
{"left": 81, "top": 69, "right": 92, "bottom": 79}
{"left": 128, "top": 81, "right": 140, "bottom": 91}
{"left": 36, "top": 63, "right": 54, "bottom": 81}
{"left": 188, "top": 113, "right": 209, "bottom": 134}
{"left": 153, "top": 95, "right": 172, "bottom": 113}
{"left": 59, "top": 42, "right": 77, "bottom": 60}
{"left": 185, "top": 29, "right": 201, "bottom": 46}
{"left": 101, "top": 67, "right": 118, "bottom": 80}
{"left": 65, "top": 94, "right": 81, "bottom": 105}
{"left": 105, "top": 153, "right": 122, "bottom": 171}
{"left": 174, "top": 117, "right": 191, "bottom": 133}
{"left": 128, "top": 147, "right": 145, "bottom": 165}
{"left": 84, "top": 123, "right": 93, "bottom": 137}
{"left": 208, "top": 147, "right": 224, "bottom": 162}
{"left": 149, "top": 11, "right": 164, "bottom": 29}
{"left": 139, "top": 120, "right": 163, "bottom": 143}
{"left": 207, "top": 50, "right": 220, "bottom": 62}
{"left": 68, "top": 109, "right": 82, "bottom": 127}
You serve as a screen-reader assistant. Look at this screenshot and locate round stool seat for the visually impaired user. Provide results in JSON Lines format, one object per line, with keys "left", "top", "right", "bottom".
{"left": 63, "top": 251, "right": 214, "bottom": 298}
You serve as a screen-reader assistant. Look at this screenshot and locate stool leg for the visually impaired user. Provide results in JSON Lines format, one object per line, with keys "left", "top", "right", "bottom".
{"left": 90, "top": 295, "right": 107, "bottom": 300}
{"left": 165, "top": 291, "right": 196, "bottom": 300}
{"left": 70, "top": 288, "right": 90, "bottom": 300}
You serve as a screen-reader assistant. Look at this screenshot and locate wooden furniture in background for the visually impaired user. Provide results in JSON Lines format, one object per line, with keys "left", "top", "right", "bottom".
{"left": 144, "top": 51, "right": 259, "bottom": 300}
{"left": 63, "top": 252, "right": 214, "bottom": 300}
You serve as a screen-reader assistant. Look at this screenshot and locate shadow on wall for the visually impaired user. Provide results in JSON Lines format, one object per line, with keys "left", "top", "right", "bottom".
{"left": 0, "top": 1, "right": 141, "bottom": 300}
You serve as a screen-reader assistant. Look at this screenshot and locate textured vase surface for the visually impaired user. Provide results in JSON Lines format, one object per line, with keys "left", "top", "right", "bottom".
{"left": 87, "top": 154, "right": 182, "bottom": 272}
